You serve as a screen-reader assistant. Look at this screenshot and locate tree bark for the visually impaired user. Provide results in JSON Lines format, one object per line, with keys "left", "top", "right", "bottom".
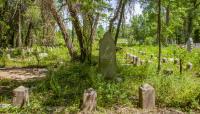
{"left": 45, "top": 0, "right": 77, "bottom": 60}
{"left": 25, "top": 22, "right": 33, "bottom": 47}
{"left": 114, "top": 1, "right": 126, "bottom": 45}
{"left": 108, "top": 0, "right": 123, "bottom": 32}
{"left": 17, "top": 0, "right": 22, "bottom": 47}
{"left": 157, "top": 0, "right": 162, "bottom": 73}
{"left": 66, "top": 0, "right": 86, "bottom": 62}
{"left": 91, "top": 13, "right": 100, "bottom": 42}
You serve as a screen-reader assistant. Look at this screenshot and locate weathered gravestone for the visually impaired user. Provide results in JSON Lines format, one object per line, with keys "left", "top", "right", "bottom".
{"left": 174, "top": 58, "right": 179, "bottom": 64}
{"left": 186, "top": 37, "right": 194, "bottom": 52}
{"left": 139, "top": 83, "right": 155, "bottom": 109}
{"left": 99, "top": 32, "right": 116, "bottom": 79}
{"left": 186, "top": 62, "right": 193, "bottom": 70}
{"left": 81, "top": 88, "right": 97, "bottom": 113}
{"left": 163, "top": 69, "right": 173, "bottom": 75}
{"left": 12, "top": 86, "right": 29, "bottom": 107}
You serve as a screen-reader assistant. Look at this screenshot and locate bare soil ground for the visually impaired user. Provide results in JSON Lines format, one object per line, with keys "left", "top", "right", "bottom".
{"left": 0, "top": 68, "right": 47, "bottom": 80}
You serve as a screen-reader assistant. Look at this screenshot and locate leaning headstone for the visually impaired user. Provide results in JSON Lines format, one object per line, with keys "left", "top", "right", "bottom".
{"left": 186, "top": 37, "right": 194, "bottom": 52}
{"left": 12, "top": 86, "right": 29, "bottom": 107}
{"left": 139, "top": 83, "right": 155, "bottom": 109}
{"left": 81, "top": 88, "right": 97, "bottom": 113}
{"left": 99, "top": 32, "right": 116, "bottom": 79}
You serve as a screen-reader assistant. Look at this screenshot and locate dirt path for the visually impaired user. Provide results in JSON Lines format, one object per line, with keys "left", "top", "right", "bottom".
{"left": 0, "top": 68, "right": 47, "bottom": 80}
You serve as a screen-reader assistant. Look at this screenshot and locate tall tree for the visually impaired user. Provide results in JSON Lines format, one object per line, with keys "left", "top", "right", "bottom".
{"left": 45, "top": 0, "right": 77, "bottom": 60}
{"left": 114, "top": 0, "right": 126, "bottom": 44}
{"left": 157, "top": 0, "right": 162, "bottom": 73}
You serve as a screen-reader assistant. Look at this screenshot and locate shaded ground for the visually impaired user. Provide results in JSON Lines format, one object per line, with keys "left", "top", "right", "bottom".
{"left": 0, "top": 68, "right": 199, "bottom": 114}
{"left": 51, "top": 106, "right": 193, "bottom": 114}
{"left": 0, "top": 67, "right": 47, "bottom": 80}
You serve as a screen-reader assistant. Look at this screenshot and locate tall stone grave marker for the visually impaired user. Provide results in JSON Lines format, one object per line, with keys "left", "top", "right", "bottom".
{"left": 99, "top": 32, "right": 116, "bottom": 79}
{"left": 186, "top": 37, "right": 193, "bottom": 52}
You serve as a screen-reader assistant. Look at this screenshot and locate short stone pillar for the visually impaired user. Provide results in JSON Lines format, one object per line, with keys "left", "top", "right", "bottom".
{"left": 174, "top": 58, "right": 179, "bottom": 64}
{"left": 162, "top": 58, "right": 167, "bottom": 63}
{"left": 139, "top": 83, "right": 155, "bottom": 109}
{"left": 163, "top": 69, "right": 173, "bottom": 75}
{"left": 12, "top": 86, "right": 29, "bottom": 107}
{"left": 81, "top": 88, "right": 97, "bottom": 113}
{"left": 186, "top": 62, "right": 193, "bottom": 70}
{"left": 135, "top": 57, "right": 140, "bottom": 66}
{"left": 186, "top": 37, "right": 193, "bottom": 52}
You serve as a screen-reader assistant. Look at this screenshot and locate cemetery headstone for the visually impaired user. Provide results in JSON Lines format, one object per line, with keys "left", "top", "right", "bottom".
{"left": 162, "top": 57, "right": 167, "bottom": 63}
{"left": 99, "top": 32, "right": 116, "bottom": 79}
{"left": 132, "top": 55, "right": 136, "bottom": 64}
{"left": 81, "top": 88, "right": 97, "bottom": 112}
{"left": 163, "top": 69, "right": 173, "bottom": 75}
{"left": 139, "top": 83, "right": 155, "bottom": 109}
{"left": 12, "top": 86, "right": 29, "bottom": 107}
{"left": 174, "top": 58, "right": 179, "bottom": 64}
{"left": 186, "top": 62, "right": 193, "bottom": 70}
{"left": 39, "top": 53, "right": 48, "bottom": 59}
{"left": 186, "top": 37, "right": 194, "bottom": 52}
{"left": 168, "top": 58, "right": 174, "bottom": 62}
{"left": 135, "top": 56, "right": 140, "bottom": 66}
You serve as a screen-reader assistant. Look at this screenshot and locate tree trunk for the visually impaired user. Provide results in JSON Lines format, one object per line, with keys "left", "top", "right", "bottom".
{"left": 87, "top": 13, "right": 100, "bottom": 63}
{"left": 18, "top": 0, "right": 22, "bottom": 47}
{"left": 157, "top": 0, "right": 162, "bottom": 73}
{"left": 165, "top": 4, "right": 170, "bottom": 45}
{"left": 180, "top": 58, "right": 183, "bottom": 74}
{"left": 187, "top": 11, "right": 193, "bottom": 38}
{"left": 91, "top": 13, "right": 100, "bottom": 42}
{"left": 25, "top": 22, "right": 33, "bottom": 47}
{"left": 45, "top": 0, "right": 77, "bottom": 60}
{"left": 66, "top": 0, "right": 86, "bottom": 62}
{"left": 108, "top": 0, "right": 123, "bottom": 32}
{"left": 114, "top": 0, "right": 126, "bottom": 45}
{"left": 72, "top": 26, "right": 75, "bottom": 43}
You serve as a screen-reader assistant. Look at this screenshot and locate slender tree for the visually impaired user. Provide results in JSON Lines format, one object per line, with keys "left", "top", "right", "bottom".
{"left": 157, "top": 0, "right": 162, "bottom": 73}
{"left": 45, "top": 0, "right": 77, "bottom": 60}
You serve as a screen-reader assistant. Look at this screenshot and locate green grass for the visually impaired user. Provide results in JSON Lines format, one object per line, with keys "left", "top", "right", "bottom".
{"left": 0, "top": 40, "right": 200, "bottom": 113}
